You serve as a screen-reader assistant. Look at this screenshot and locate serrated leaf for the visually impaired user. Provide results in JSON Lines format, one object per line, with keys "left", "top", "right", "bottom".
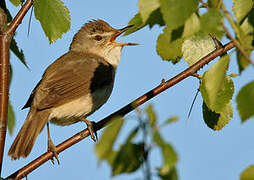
{"left": 160, "top": 0, "right": 199, "bottom": 29}
{"left": 182, "top": 13, "right": 200, "bottom": 38}
{"left": 9, "top": 0, "right": 22, "bottom": 7}
{"left": 146, "top": 104, "right": 157, "bottom": 127}
{"left": 156, "top": 26, "right": 183, "bottom": 63}
{"left": 236, "top": 81, "right": 254, "bottom": 122}
{"left": 7, "top": 101, "right": 16, "bottom": 136}
{"left": 200, "top": 55, "right": 234, "bottom": 112}
{"left": 158, "top": 167, "right": 178, "bottom": 180}
{"left": 153, "top": 131, "right": 178, "bottom": 175}
{"left": 241, "top": 165, "right": 254, "bottom": 180}
{"left": 112, "top": 143, "right": 145, "bottom": 176}
{"left": 182, "top": 33, "right": 215, "bottom": 66}
{"left": 95, "top": 117, "right": 124, "bottom": 162}
{"left": 10, "top": 38, "right": 28, "bottom": 68}
{"left": 232, "top": 0, "right": 253, "bottom": 23}
{"left": 139, "top": 0, "right": 160, "bottom": 23}
{"left": 201, "top": 76, "right": 235, "bottom": 113}
{"left": 203, "top": 101, "right": 232, "bottom": 130}
{"left": 34, "top": 0, "right": 70, "bottom": 43}
{"left": 200, "top": 8, "right": 224, "bottom": 39}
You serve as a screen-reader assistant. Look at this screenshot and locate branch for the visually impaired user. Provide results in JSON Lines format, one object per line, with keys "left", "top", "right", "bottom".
{"left": 222, "top": 23, "right": 254, "bottom": 65}
{"left": 0, "top": 0, "right": 33, "bottom": 177}
{"left": 5, "top": 41, "right": 235, "bottom": 180}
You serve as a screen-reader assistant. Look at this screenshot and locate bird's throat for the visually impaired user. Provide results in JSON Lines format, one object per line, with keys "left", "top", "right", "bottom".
{"left": 103, "top": 45, "right": 123, "bottom": 67}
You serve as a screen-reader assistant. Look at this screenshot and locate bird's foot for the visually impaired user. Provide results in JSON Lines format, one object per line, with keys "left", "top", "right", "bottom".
{"left": 48, "top": 138, "right": 60, "bottom": 165}
{"left": 80, "top": 118, "right": 98, "bottom": 142}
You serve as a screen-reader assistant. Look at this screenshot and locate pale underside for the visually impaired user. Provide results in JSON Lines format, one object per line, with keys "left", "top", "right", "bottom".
{"left": 49, "top": 82, "right": 113, "bottom": 126}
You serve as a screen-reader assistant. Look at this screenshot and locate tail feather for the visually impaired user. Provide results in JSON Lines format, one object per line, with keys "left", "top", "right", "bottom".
{"left": 8, "top": 108, "right": 50, "bottom": 160}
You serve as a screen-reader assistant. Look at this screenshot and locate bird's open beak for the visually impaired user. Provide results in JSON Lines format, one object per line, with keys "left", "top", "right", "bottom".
{"left": 110, "top": 25, "right": 139, "bottom": 46}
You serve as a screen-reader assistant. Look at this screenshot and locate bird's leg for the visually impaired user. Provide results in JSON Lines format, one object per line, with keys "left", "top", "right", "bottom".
{"left": 47, "top": 122, "right": 60, "bottom": 165}
{"left": 80, "top": 117, "right": 98, "bottom": 142}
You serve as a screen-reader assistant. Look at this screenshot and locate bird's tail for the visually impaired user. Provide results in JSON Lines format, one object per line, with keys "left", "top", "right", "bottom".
{"left": 8, "top": 108, "right": 50, "bottom": 160}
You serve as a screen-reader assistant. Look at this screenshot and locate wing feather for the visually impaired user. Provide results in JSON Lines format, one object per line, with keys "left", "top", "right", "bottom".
{"left": 24, "top": 52, "right": 114, "bottom": 110}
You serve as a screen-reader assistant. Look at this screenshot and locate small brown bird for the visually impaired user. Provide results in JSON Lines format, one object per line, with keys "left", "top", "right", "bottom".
{"left": 8, "top": 19, "right": 138, "bottom": 163}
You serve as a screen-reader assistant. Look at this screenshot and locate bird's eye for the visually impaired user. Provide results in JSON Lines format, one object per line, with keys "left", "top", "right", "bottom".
{"left": 94, "top": 35, "right": 103, "bottom": 41}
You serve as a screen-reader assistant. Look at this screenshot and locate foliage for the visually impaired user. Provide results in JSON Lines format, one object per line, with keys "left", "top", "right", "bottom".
{"left": 4, "top": 0, "right": 254, "bottom": 179}
{"left": 95, "top": 105, "right": 179, "bottom": 179}
{"left": 241, "top": 165, "right": 254, "bottom": 180}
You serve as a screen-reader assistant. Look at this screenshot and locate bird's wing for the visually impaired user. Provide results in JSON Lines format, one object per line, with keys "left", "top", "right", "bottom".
{"left": 27, "top": 53, "right": 114, "bottom": 110}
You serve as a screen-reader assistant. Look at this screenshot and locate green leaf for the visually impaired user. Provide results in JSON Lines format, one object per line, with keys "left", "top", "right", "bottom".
{"left": 158, "top": 167, "right": 178, "bottom": 180}
{"left": 236, "top": 81, "right": 254, "bottom": 122}
{"left": 182, "top": 33, "right": 215, "bottom": 66}
{"left": 200, "top": 55, "right": 234, "bottom": 112}
{"left": 208, "top": 0, "right": 221, "bottom": 8}
{"left": 236, "top": 49, "right": 250, "bottom": 73}
{"left": 34, "top": 0, "right": 71, "bottom": 43}
{"left": 9, "top": 64, "right": 13, "bottom": 86}
{"left": 240, "top": 8, "right": 254, "bottom": 45}
{"left": 163, "top": 116, "right": 179, "bottom": 126}
{"left": 236, "top": 8, "right": 253, "bottom": 72}
{"left": 232, "top": 0, "right": 253, "bottom": 23}
{"left": 156, "top": 26, "right": 183, "bottom": 63}
{"left": 112, "top": 143, "right": 145, "bottom": 176}
{"left": 10, "top": 38, "right": 28, "bottom": 68}
{"left": 124, "top": 9, "right": 164, "bottom": 36}
{"left": 139, "top": 0, "right": 160, "bottom": 23}
{"left": 160, "top": 0, "right": 199, "bottom": 29}
{"left": 9, "top": 0, "right": 22, "bottom": 7}
{"left": 146, "top": 8, "right": 165, "bottom": 28}
{"left": 227, "top": 73, "right": 239, "bottom": 78}
{"left": 153, "top": 131, "right": 178, "bottom": 175}
{"left": 95, "top": 117, "right": 124, "bottom": 162}
{"left": 182, "top": 13, "right": 200, "bottom": 38}
{"left": 106, "top": 150, "right": 118, "bottom": 167}
{"left": 146, "top": 104, "right": 157, "bottom": 127}
{"left": 241, "top": 165, "right": 254, "bottom": 180}
{"left": 7, "top": 101, "right": 16, "bottom": 136}
{"left": 203, "top": 101, "right": 233, "bottom": 130}
{"left": 124, "top": 14, "right": 144, "bottom": 36}
{"left": 200, "top": 8, "right": 224, "bottom": 39}
{"left": 125, "top": 126, "right": 139, "bottom": 144}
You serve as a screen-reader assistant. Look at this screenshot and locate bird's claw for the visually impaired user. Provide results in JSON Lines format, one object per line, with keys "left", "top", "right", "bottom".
{"left": 48, "top": 138, "right": 60, "bottom": 165}
{"left": 86, "top": 121, "right": 98, "bottom": 142}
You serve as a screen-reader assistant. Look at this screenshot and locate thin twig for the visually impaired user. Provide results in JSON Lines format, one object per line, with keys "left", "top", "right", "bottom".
{"left": 5, "top": 41, "right": 235, "bottom": 180}
{"left": 0, "top": 0, "right": 33, "bottom": 177}
{"left": 186, "top": 88, "right": 200, "bottom": 123}
{"left": 222, "top": 22, "right": 254, "bottom": 65}
{"left": 0, "top": 15, "right": 9, "bottom": 177}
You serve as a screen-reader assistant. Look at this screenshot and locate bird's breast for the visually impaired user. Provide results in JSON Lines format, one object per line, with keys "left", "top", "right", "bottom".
{"left": 49, "top": 83, "right": 114, "bottom": 126}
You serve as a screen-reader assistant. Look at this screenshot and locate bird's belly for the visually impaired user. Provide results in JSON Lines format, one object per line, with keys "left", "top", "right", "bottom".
{"left": 49, "top": 85, "right": 113, "bottom": 126}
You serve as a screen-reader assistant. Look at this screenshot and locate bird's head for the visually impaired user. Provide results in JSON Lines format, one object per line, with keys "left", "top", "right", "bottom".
{"left": 70, "top": 19, "right": 138, "bottom": 66}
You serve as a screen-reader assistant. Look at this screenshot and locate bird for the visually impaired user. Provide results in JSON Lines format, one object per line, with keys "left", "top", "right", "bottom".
{"left": 8, "top": 19, "right": 138, "bottom": 163}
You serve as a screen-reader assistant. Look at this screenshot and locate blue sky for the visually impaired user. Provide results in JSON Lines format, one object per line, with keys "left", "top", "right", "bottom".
{"left": 4, "top": 0, "right": 254, "bottom": 180}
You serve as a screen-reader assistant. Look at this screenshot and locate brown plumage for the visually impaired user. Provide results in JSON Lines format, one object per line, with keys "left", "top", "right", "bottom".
{"left": 8, "top": 19, "right": 137, "bottom": 161}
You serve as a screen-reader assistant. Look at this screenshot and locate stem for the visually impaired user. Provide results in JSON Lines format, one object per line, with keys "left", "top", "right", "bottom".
{"left": 6, "top": 41, "right": 235, "bottom": 180}
{"left": 0, "top": 30, "right": 10, "bottom": 177}
{"left": 0, "top": 0, "right": 33, "bottom": 177}
{"left": 222, "top": 23, "right": 254, "bottom": 65}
